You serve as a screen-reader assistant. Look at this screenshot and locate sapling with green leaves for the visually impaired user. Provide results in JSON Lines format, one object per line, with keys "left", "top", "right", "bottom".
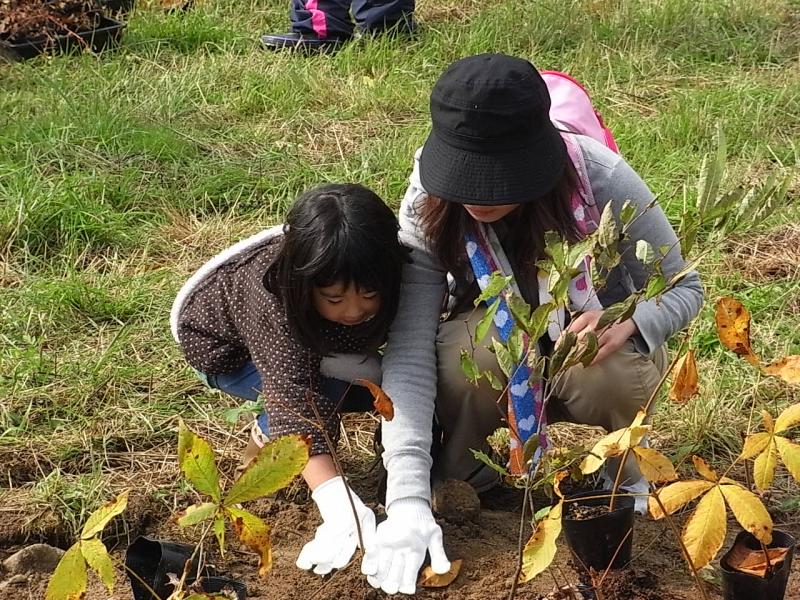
{"left": 174, "top": 420, "right": 309, "bottom": 585}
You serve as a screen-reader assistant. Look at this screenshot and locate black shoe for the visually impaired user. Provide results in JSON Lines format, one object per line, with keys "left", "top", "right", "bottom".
{"left": 259, "top": 31, "right": 350, "bottom": 53}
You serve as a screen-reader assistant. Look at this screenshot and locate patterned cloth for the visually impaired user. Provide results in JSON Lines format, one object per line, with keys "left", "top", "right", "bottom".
{"left": 465, "top": 132, "right": 603, "bottom": 474}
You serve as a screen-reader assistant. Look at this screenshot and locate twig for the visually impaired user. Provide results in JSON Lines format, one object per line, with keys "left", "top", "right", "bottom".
{"left": 306, "top": 390, "right": 365, "bottom": 552}
{"left": 650, "top": 489, "right": 711, "bottom": 600}
{"left": 508, "top": 473, "right": 532, "bottom": 600}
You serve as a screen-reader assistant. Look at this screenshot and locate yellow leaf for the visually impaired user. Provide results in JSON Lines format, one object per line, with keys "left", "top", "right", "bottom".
{"left": 692, "top": 455, "right": 718, "bottom": 482}
{"left": 714, "top": 297, "right": 760, "bottom": 365}
{"left": 775, "top": 436, "right": 800, "bottom": 483}
{"left": 226, "top": 506, "right": 272, "bottom": 577}
{"left": 669, "top": 351, "right": 699, "bottom": 403}
{"left": 80, "top": 538, "right": 114, "bottom": 593}
{"left": 753, "top": 439, "right": 778, "bottom": 491}
{"left": 682, "top": 486, "right": 726, "bottom": 570}
{"left": 519, "top": 500, "right": 563, "bottom": 583}
{"left": 774, "top": 403, "right": 800, "bottom": 433}
{"left": 739, "top": 432, "right": 771, "bottom": 460}
{"left": 580, "top": 423, "right": 650, "bottom": 474}
{"left": 224, "top": 435, "right": 309, "bottom": 506}
{"left": 764, "top": 356, "right": 800, "bottom": 386}
{"left": 633, "top": 447, "right": 677, "bottom": 483}
{"left": 719, "top": 484, "right": 772, "bottom": 545}
{"left": 648, "top": 480, "right": 714, "bottom": 519}
{"left": 45, "top": 543, "right": 87, "bottom": 600}
{"left": 175, "top": 502, "right": 219, "bottom": 527}
{"left": 178, "top": 420, "right": 222, "bottom": 503}
{"left": 80, "top": 491, "right": 129, "bottom": 540}
{"left": 761, "top": 410, "right": 775, "bottom": 434}
{"left": 418, "top": 559, "right": 463, "bottom": 588}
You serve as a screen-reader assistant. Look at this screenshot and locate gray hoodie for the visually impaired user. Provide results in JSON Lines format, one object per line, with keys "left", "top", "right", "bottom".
{"left": 380, "top": 135, "right": 704, "bottom": 507}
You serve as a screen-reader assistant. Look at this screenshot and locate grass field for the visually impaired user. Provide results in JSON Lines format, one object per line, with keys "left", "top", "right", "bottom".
{"left": 1, "top": 0, "right": 799, "bottom": 540}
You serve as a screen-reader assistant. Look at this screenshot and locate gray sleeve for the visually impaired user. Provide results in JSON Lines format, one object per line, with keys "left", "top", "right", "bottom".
{"left": 588, "top": 146, "right": 704, "bottom": 355}
{"left": 380, "top": 161, "right": 448, "bottom": 508}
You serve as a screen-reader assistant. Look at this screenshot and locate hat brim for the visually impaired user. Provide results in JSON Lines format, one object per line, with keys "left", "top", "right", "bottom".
{"left": 418, "top": 123, "right": 567, "bottom": 206}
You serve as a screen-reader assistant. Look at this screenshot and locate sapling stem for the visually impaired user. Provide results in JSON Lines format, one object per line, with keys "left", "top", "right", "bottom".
{"left": 306, "top": 391, "right": 365, "bottom": 553}
{"left": 651, "top": 489, "right": 711, "bottom": 600}
{"left": 760, "top": 541, "right": 774, "bottom": 578}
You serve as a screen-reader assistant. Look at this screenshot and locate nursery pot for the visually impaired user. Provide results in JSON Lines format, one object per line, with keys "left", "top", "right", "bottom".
{"left": 125, "top": 536, "right": 246, "bottom": 600}
{"left": 720, "top": 530, "right": 796, "bottom": 600}
{"left": 562, "top": 490, "right": 635, "bottom": 571}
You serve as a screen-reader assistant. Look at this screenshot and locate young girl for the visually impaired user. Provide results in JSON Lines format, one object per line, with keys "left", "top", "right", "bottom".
{"left": 362, "top": 54, "right": 704, "bottom": 595}
{"left": 171, "top": 183, "right": 407, "bottom": 577}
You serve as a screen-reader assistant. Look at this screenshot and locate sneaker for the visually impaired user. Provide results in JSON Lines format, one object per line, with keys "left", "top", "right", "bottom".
{"left": 259, "top": 31, "right": 351, "bottom": 53}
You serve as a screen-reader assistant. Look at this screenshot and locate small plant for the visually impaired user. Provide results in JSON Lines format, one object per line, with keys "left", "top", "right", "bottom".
{"left": 173, "top": 419, "right": 309, "bottom": 585}
{"left": 45, "top": 490, "right": 128, "bottom": 600}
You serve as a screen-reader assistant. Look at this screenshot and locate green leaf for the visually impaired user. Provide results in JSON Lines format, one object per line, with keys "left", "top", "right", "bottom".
{"left": 620, "top": 200, "right": 637, "bottom": 227}
{"left": 46, "top": 543, "right": 87, "bottom": 600}
{"left": 178, "top": 420, "right": 222, "bottom": 504}
{"left": 696, "top": 124, "right": 726, "bottom": 216}
{"left": 566, "top": 238, "right": 594, "bottom": 271}
{"left": 646, "top": 274, "right": 667, "bottom": 299}
{"left": 597, "top": 296, "right": 637, "bottom": 329}
{"left": 577, "top": 331, "right": 599, "bottom": 367}
{"left": 679, "top": 210, "right": 698, "bottom": 257}
{"left": 544, "top": 231, "right": 566, "bottom": 266}
{"left": 492, "top": 338, "right": 516, "bottom": 379}
{"left": 224, "top": 435, "right": 309, "bottom": 506}
{"left": 533, "top": 505, "right": 552, "bottom": 521}
{"left": 597, "top": 203, "right": 619, "bottom": 249}
{"left": 507, "top": 294, "right": 532, "bottom": 328}
{"left": 226, "top": 506, "right": 272, "bottom": 577}
{"left": 474, "top": 273, "right": 512, "bottom": 307}
{"left": 470, "top": 449, "right": 510, "bottom": 477}
{"left": 507, "top": 326, "right": 525, "bottom": 363}
{"left": 213, "top": 513, "right": 226, "bottom": 556}
{"left": 635, "top": 240, "right": 656, "bottom": 266}
{"left": 528, "top": 302, "right": 555, "bottom": 341}
{"left": 80, "top": 538, "right": 115, "bottom": 593}
{"left": 549, "top": 331, "right": 577, "bottom": 378}
{"left": 548, "top": 269, "right": 570, "bottom": 307}
{"left": 473, "top": 298, "right": 500, "bottom": 345}
{"left": 223, "top": 400, "right": 262, "bottom": 425}
{"left": 81, "top": 491, "right": 129, "bottom": 540}
{"left": 522, "top": 435, "right": 541, "bottom": 466}
{"left": 460, "top": 349, "right": 481, "bottom": 386}
{"left": 483, "top": 370, "right": 504, "bottom": 391}
{"left": 176, "top": 502, "right": 219, "bottom": 527}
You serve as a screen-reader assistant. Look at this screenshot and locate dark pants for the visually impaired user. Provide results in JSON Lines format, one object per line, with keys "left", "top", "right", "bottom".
{"left": 290, "top": 0, "right": 415, "bottom": 38}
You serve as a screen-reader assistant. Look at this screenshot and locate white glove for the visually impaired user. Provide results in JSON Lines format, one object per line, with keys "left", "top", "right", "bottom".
{"left": 361, "top": 498, "right": 451, "bottom": 595}
{"left": 296, "top": 476, "right": 376, "bottom": 575}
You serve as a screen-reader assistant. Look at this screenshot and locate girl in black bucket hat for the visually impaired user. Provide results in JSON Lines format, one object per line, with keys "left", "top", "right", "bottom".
{"left": 361, "top": 54, "right": 703, "bottom": 595}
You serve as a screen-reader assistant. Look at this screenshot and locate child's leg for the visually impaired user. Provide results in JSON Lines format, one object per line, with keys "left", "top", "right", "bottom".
{"left": 289, "top": 0, "right": 355, "bottom": 39}
{"left": 350, "top": 0, "right": 414, "bottom": 33}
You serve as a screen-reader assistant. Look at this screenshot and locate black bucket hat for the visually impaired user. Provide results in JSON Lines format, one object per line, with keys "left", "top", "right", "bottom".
{"left": 419, "top": 53, "right": 566, "bottom": 206}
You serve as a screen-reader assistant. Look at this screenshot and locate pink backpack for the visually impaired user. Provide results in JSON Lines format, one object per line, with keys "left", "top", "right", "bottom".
{"left": 542, "top": 71, "right": 619, "bottom": 154}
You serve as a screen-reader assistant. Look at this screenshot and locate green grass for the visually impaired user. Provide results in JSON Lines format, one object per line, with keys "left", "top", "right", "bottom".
{"left": 1, "top": 0, "right": 799, "bottom": 535}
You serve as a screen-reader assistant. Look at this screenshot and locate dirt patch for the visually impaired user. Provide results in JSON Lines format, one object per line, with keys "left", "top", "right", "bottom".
{"left": 724, "top": 224, "right": 800, "bottom": 284}
{"left": 416, "top": 0, "right": 505, "bottom": 23}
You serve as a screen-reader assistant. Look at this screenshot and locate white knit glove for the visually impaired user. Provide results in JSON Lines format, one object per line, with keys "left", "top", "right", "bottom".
{"left": 296, "top": 476, "right": 376, "bottom": 575}
{"left": 361, "top": 498, "right": 451, "bottom": 595}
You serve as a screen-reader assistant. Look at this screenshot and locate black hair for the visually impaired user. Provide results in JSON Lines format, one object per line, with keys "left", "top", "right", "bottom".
{"left": 264, "top": 183, "right": 407, "bottom": 355}
{"left": 418, "top": 159, "right": 581, "bottom": 282}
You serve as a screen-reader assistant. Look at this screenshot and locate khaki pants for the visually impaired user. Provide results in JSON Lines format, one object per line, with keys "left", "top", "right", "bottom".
{"left": 433, "top": 308, "right": 668, "bottom": 489}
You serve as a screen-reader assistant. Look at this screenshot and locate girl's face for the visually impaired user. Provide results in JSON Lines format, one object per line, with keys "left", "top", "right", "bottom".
{"left": 463, "top": 203, "right": 520, "bottom": 223}
{"left": 312, "top": 282, "right": 380, "bottom": 327}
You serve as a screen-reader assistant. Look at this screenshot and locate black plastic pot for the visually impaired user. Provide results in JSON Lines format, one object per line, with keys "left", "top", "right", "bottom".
{"left": 720, "top": 530, "right": 796, "bottom": 600}
{"left": 124, "top": 536, "right": 246, "bottom": 600}
{"left": 0, "top": 16, "right": 125, "bottom": 62}
{"left": 562, "top": 490, "right": 635, "bottom": 571}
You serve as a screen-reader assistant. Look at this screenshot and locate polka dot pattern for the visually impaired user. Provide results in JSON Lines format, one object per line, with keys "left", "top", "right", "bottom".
{"left": 177, "top": 237, "right": 372, "bottom": 455}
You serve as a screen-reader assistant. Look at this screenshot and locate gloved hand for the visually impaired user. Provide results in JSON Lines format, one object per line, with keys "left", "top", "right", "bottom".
{"left": 361, "top": 497, "right": 451, "bottom": 595}
{"left": 296, "top": 476, "right": 376, "bottom": 575}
